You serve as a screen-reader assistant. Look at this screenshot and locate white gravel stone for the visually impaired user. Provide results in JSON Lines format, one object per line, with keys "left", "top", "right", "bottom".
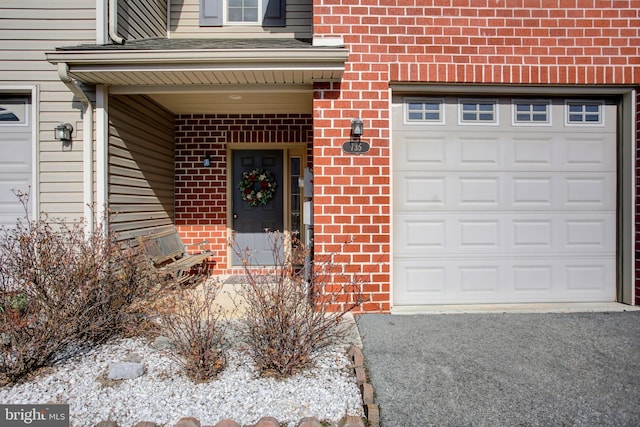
{"left": 108, "top": 361, "right": 145, "bottom": 380}
{"left": 0, "top": 338, "right": 363, "bottom": 427}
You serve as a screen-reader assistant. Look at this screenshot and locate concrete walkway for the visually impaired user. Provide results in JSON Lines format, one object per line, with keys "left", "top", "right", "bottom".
{"left": 356, "top": 310, "right": 640, "bottom": 427}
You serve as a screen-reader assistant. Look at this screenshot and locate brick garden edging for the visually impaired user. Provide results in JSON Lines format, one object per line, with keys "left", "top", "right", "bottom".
{"left": 348, "top": 345, "right": 380, "bottom": 427}
{"left": 94, "top": 346, "right": 378, "bottom": 427}
{"left": 96, "top": 414, "right": 365, "bottom": 427}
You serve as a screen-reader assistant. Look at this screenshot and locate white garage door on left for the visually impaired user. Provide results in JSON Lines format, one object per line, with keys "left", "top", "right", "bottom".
{"left": 0, "top": 95, "right": 32, "bottom": 228}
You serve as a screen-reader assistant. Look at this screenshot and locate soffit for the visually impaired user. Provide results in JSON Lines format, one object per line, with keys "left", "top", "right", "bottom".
{"left": 142, "top": 90, "right": 313, "bottom": 114}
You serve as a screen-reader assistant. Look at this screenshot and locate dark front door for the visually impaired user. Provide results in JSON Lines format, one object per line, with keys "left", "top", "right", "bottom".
{"left": 232, "top": 149, "right": 284, "bottom": 265}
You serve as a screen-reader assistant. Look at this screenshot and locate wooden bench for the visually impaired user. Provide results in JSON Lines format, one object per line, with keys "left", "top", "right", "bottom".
{"left": 138, "top": 226, "right": 213, "bottom": 285}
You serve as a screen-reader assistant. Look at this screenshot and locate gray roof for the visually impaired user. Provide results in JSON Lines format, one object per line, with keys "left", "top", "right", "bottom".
{"left": 57, "top": 38, "right": 314, "bottom": 51}
{"left": 47, "top": 37, "right": 347, "bottom": 87}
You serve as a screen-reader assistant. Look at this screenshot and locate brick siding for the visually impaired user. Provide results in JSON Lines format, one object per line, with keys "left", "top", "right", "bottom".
{"left": 312, "top": 1, "right": 640, "bottom": 310}
{"left": 313, "top": 81, "right": 391, "bottom": 312}
{"left": 174, "top": 114, "right": 312, "bottom": 274}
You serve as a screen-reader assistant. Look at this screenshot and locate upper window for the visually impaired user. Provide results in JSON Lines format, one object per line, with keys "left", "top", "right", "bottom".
{"left": 200, "top": 0, "right": 285, "bottom": 27}
{"left": 405, "top": 98, "right": 444, "bottom": 124}
{"left": 566, "top": 101, "right": 603, "bottom": 125}
{"left": 228, "top": 0, "right": 259, "bottom": 23}
{"left": 459, "top": 99, "right": 497, "bottom": 124}
{"left": 513, "top": 100, "right": 551, "bottom": 125}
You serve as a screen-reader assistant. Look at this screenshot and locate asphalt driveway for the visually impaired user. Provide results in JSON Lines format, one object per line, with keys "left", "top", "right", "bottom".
{"left": 356, "top": 311, "right": 640, "bottom": 427}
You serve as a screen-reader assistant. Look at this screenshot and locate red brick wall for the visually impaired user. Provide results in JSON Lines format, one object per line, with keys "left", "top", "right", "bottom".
{"left": 315, "top": 1, "right": 640, "bottom": 85}
{"left": 174, "top": 114, "right": 312, "bottom": 274}
{"left": 312, "top": 82, "right": 391, "bottom": 312}
{"left": 313, "top": 1, "right": 640, "bottom": 310}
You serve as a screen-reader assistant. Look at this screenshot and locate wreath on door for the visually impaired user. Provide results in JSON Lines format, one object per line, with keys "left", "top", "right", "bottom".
{"left": 238, "top": 168, "right": 277, "bottom": 207}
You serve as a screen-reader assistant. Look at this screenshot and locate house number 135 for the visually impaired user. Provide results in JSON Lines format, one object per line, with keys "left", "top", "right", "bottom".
{"left": 342, "top": 140, "right": 371, "bottom": 154}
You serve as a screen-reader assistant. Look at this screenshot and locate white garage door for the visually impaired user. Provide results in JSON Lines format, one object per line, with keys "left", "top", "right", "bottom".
{"left": 0, "top": 96, "right": 32, "bottom": 228}
{"left": 393, "top": 96, "right": 617, "bottom": 305}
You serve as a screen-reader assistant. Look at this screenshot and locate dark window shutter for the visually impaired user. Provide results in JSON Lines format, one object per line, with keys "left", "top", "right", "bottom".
{"left": 200, "top": 0, "right": 222, "bottom": 26}
{"left": 262, "top": 0, "right": 286, "bottom": 27}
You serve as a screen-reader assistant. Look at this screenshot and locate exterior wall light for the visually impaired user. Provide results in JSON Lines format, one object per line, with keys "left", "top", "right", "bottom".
{"left": 54, "top": 123, "right": 73, "bottom": 142}
{"left": 351, "top": 118, "right": 363, "bottom": 137}
{"left": 203, "top": 154, "right": 211, "bottom": 167}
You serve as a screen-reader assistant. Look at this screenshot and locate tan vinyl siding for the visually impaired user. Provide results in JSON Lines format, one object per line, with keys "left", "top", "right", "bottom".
{"left": 0, "top": 1, "right": 95, "bottom": 221}
{"left": 108, "top": 95, "right": 175, "bottom": 240}
{"left": 118, "top": 0, "right": 167, "bottom": 40}
{"left": 169, "top": 0, "right": 312, "bottom": 39}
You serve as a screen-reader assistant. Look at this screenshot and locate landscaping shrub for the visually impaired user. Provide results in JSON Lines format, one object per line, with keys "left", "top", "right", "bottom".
{"left": 0, "top": 192, "right": 158, "bottom": 385}
{"left": 155, "top": 279, "right": 230, "bottom": 383}
{"left": 231, "top": 232, "right": 365, "bottom": 378}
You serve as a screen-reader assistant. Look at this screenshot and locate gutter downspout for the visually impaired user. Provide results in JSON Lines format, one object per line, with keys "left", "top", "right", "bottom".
{"left": 108, "top": 0, "right": 125, "bottom": 45}
{"left": 57, "top": 63, "right": 95, "bottom": 234}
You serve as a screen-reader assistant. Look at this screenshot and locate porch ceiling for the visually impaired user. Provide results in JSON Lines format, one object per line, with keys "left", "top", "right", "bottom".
{"left": 47, "top": 38, "right": 346, "bottom": 114}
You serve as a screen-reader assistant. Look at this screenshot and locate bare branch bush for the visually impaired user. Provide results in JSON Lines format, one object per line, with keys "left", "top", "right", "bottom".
{"left": 0, "top": 191, "right": 159, "bottom": 385}
{"left": 231, "top": 232, "right": 366, "bottom": 378}
{"left": 155, "top": 279, "right": 230, "bottom": 383}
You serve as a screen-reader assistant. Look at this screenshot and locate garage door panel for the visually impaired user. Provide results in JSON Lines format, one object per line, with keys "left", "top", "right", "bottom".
{"left": 395, "top": 213, "right": 614, "bottom": 256}
{"left": 394, "top": 132, "right": 615, "bottom": 172}
{"left": 565, "top": 136, "right": 615, "bottom": 169}
{"left": 564, "top": 175, "right": 615, "bottom": 207}
{"left": 514, "top": 173, "right": 615, "bottom": 209}
{"left": 395, "top": 218, "right": 446, "bottom": 250}
{"left": 512, "top": 137, "right": 554, "bottom": 167}
{"left": 564, "top": 261, "right": 616, "bottom": 293}
{"left": 459, "top": 219, "right": 500, "bottom": 249}
{"left": 0, "top": 177, "right": 30, "bottom": 201}
{"left": 459, "top": 177, "right": 499, "bottom": 206}
{"left": 395, "top": 171, "right": 615, "bottom": 211}
{"left": 394, "top": 133, "right": 448, "bottom": 168}
{"left": 459, "top": 136, "right": 501, "bottom": 165}
{"left": 564, "top": 218, "right": 612, "bottom": 249}
{"left": 512, "top": 177, "right": 554, "bottom": 205}
{"left": 0, "top": 132, "right": 30, "bottom": 173}
{"left": 395, "top": 132, "right": 513, "bottom": 172}
{"left": 395, "top": 173, "right": 447, "bottom": 207}
{"left": 394, "top": 257, "right": 616, "bottom": 305}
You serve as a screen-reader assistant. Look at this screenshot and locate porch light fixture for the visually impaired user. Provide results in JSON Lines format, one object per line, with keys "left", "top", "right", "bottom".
{"left": 203, "top": 154, "right": 211, "bottom": 167}
{"left": 351, "top": 118, "right": 363, "bottom": 137}
{"left": 54, "top": 123, "right": 73, "bottom": 143}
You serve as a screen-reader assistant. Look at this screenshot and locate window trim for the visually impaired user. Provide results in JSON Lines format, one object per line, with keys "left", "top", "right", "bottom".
{"left": 511, "top": 99, "right": 552, "bottom": 127}
{"left": 403, "top": 97, "right": 445, "bottom": 125}
{"left": 458, "top": 98, "right": 498, "bottom": 126}
{"left": 564, "top": 99, "right": 605, "bottom": 127}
